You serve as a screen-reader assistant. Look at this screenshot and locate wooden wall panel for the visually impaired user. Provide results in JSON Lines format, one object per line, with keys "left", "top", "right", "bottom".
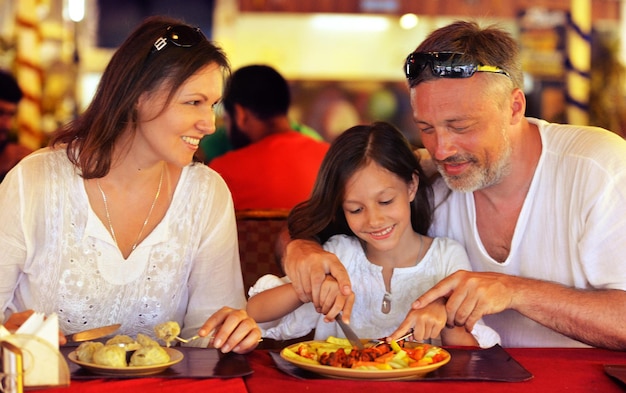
{"left": 238, "top": 0, "right": 619, "bottom": 21}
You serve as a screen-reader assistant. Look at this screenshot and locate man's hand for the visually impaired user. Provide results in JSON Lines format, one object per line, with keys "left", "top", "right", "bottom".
{"left": 412, "top": 270, "right": 514, "bottom": 331}
{"left": 282, "top": 239, "right": 353, "bottom": 310}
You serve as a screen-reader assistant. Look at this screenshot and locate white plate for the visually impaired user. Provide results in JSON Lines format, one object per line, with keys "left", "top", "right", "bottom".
{"left": 67, "top": 347, "right": 183, "bottom": 376}
{"left": 280, "top": 340, "right": 450, "bottom": 381}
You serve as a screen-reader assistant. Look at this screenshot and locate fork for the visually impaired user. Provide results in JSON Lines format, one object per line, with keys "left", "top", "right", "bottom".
{"left": 175, "top": 335, "right": 263, "bottom": 344}
{"left": 174, "top": 335, "right": 201, "bottom": 344}
{"left": 368, "top": 328, "right": 415, "bottom": 347}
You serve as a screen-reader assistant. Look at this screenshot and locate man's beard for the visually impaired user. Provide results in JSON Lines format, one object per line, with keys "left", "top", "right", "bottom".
{"left": 437, "top": 136, "right": 513, "bottom": 193}
{"left": 228, "top": 119, "right": 252, "bottom": 150}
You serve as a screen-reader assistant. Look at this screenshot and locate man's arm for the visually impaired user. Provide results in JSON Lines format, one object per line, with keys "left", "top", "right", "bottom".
{"left": 413, "top": 270, "right": 626, "bottom": 350}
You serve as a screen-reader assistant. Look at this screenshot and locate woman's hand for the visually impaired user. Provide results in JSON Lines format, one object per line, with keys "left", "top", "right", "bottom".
{"left": 4, "top": 310, "right": 35, "bottom": 332}
{"left": 5, "top": 310, "right": 70, "bottom": 345}
{"left": 199, "top": 307, "right": 262, "bottom": 354}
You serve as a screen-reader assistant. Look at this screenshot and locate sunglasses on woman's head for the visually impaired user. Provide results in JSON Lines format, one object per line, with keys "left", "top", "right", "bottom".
{"left": 404, "top": 51, "right": 510, "bottom": 81}
{"left": 151, "top": 25, "right": 205, "bottom": 54}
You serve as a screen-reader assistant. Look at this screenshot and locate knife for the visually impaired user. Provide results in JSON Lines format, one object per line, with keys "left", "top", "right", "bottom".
{"left": 67, "top": 323, "right": 121, "bottom": 343}
{"left": 334, "top": 314, "right": 364, "bottom": 349}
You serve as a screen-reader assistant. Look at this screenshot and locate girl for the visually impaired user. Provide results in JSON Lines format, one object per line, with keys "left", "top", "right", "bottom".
{"left": 247, "top": 122, "right": 498, "bottom": 347}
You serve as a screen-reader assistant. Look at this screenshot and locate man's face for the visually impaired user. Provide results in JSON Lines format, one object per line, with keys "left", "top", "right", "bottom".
{"left": 0, "top": 99, "right": 18, "bottom": 139}
{"left": 410, "top": 75, "right": 513, "bottom": 192}
{"left": 224, "top": 109, "right": 252, "bottom": 149}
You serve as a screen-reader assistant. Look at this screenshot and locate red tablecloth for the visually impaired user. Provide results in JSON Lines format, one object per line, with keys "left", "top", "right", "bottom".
{"left": 33, "top": 377, "right": 247, "bottom": 393}
{"left": 29, "top": 347, "right": 626, "bottom": 393}
{"left": 243, "top": 347, "right": 626, "bottom": 393}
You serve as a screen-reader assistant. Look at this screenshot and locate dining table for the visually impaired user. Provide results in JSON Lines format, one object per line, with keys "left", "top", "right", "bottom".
{"left": 31, "top": 345, "right": 626, "bottom": 393}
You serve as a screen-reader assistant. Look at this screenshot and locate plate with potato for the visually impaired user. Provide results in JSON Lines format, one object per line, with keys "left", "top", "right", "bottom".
{"left": 67, "top": 330, "right": 183, "bottom": 376}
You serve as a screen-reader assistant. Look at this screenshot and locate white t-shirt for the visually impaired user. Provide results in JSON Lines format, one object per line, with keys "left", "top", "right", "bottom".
{"left": 250, "top": 235, "right": 500, "bottom": 348}
{"left": 0, "top": 148, "right": 246, "bottom": 345}
{"left": 429, "top": 118, "right": 626, "bottom": 348}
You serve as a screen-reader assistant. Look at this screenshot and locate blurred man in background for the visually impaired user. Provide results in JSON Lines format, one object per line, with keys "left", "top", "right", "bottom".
{"left": 0, "top": 70, "right": 32, "bottom": 182}
{"left": 209, "top": 65, "right": 329, "bottom": 211}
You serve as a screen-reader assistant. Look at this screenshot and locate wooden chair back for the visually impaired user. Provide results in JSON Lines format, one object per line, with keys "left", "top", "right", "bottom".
{"left": 236, "top": 209, "right": 290, "bottom": 296}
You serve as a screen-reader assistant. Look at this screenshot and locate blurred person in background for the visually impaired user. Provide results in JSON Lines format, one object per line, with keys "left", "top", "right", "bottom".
{"left": 196, "top": 120, "right": 322, "bottom": 164}
{"left": 209, "top": 65, "right": 329, "bottom": 211}
{"left": 0, "top": 70, "right": 32, "bottom": 183}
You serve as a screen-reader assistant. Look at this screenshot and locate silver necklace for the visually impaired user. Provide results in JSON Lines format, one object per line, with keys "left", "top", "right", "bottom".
{"left": 381, "top": 234, "right": 424, "bottom": 314}
{"left": 96, "top": 164, "right": 164, "bottom": 252}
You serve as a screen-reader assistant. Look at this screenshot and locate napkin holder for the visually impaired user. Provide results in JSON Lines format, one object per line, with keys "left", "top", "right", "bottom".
{"left": 0, "top": 313, "right": 70, "bottom": 390}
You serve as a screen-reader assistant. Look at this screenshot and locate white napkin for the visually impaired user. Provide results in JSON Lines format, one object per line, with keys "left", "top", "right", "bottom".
{"left": 12, "top": 312, "right": 62, "bottom": 387}
{"left": 0, "top": 324, "right": 10, "bottom": 338}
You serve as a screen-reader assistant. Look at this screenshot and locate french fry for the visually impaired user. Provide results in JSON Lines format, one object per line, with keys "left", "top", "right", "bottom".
{"left": 281, "top": 337, "right": 450, "bottom": 371}
{"left": 282, "top": 347, "right": 320, "bottom": 365}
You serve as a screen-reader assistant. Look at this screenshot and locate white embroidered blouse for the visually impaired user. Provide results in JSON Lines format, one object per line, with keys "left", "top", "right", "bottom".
{"left": 0, "top": 148, "right": 245, "bottom": 345}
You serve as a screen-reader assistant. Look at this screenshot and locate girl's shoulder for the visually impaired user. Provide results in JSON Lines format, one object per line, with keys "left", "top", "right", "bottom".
{"left": 323, "top": 235, "right": 364, "bottom": 266}
{"left": 425, "top": 237, "right": 471, "bottom": 270}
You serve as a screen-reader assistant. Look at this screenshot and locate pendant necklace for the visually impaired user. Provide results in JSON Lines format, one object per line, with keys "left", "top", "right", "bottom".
{"left": 96, "top": 164, "right": 164, "bottom": 252}
{"left": 381, "top": 234, "right": 424, "bottom": 314}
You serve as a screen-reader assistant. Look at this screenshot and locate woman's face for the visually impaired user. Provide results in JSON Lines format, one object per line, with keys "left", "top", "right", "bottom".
{"left": 134, "top": 63, "right": 223, "bottom": 167}
{"left": 342, "top": 161, "right": 417, "bottom": 253}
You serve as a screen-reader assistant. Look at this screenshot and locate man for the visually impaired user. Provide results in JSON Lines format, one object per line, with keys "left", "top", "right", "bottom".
{"left": 209, "top": 65, "right": 329, "bottom": 210}
{"left": 0, "top": 70, "right": 32, "bottom": 182}
{"left": 282, "top": 21, "right": 626, "bottom": 349}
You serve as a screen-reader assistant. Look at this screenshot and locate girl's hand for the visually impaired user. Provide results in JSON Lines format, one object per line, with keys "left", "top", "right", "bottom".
{"left": 198, "top": 307, "right": 262, "bottom": 354}
{"left": 282, "top": 239, "right": 353, "bottom": 308}
{"left": 391, "top": 298, "right": 447, "bottom": 342}
{"left": 318, "top": 275, "right": 355, "bottom": 323}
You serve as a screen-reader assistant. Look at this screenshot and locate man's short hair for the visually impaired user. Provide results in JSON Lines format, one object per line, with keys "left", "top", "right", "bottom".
{"left": 0, "top": 70, "right": 23, "bottom": 103}
{"left": 222, "top": 65, "right": 290, "bottom": 120}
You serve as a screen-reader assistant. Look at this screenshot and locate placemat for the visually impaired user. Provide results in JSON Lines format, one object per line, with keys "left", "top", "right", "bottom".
{"left": 270, "top": 344, "right": 533, "bottom": 382}
{"left": 605, "top": 364, "right": 626, "bottom": 388}
{"left": 61, "top": 346, "right": 253, "bottom": 379}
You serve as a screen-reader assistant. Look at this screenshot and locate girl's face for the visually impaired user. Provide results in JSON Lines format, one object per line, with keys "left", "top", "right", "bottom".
{"left": 134, "top": 63, "right": 223, "bottom": 167}
{"left": 342, "top": 161, "right": 418, "bottom": 254}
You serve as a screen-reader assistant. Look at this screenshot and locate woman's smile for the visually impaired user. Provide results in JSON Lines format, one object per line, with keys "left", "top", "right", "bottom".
{"left": 181, "top": 135, "right": 201, "bottom": 148}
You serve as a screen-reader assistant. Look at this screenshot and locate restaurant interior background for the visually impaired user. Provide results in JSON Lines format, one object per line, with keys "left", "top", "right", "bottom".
{"left": 0, "top": 0, "right": 624, "bottom": 150}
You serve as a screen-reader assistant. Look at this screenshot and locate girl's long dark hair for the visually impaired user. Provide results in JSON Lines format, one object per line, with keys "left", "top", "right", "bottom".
{"left": 288, "top": 121, "right": 433, "bottom": 243}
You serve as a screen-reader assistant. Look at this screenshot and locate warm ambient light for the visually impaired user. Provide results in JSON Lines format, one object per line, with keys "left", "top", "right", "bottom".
{"left": 310, "top": 14, "right": 390, "bottom": 32}
{"left": 68, "top": 0, "right": 85, "bottom": 22}
{"left": 399, "top": 13, "right": 419, "bottom": 30}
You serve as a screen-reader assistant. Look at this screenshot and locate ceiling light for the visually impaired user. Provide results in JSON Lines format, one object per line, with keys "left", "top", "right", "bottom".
{"left": 310, "top": 14, "right": 390, "bottom": 32}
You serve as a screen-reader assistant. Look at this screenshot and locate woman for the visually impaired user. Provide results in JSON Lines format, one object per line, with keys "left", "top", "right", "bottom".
{"left": 0, "top": 16, "right": 260, "bottom": 353}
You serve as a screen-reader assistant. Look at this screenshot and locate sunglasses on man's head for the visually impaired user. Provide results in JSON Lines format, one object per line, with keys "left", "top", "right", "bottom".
{"left": 151, "top": 25, "right": 205, "bottom": 54}
{"left": 404, "top": 51, "right": 510, "bottom": 81}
